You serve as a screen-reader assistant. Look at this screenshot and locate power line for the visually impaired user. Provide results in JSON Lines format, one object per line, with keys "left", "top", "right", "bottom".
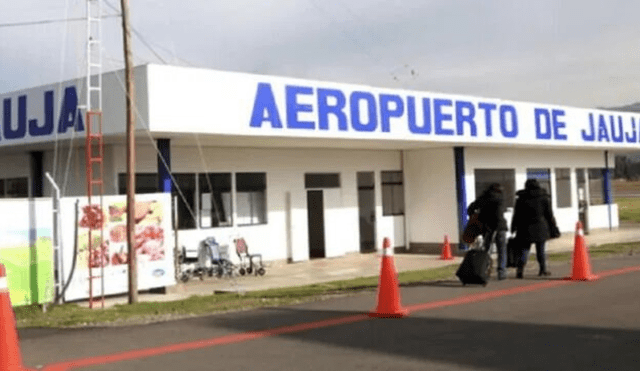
{"left": 0, "top": 15, "right": 119, "bottom": 29}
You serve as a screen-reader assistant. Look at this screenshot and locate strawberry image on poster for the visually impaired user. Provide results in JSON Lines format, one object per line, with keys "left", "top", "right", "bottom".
{"left": 111, "top": 246, "right": 128, "bottom": 265}
{"left": 89, "top": 240, "right": 110, "bottom": 268}
{"left": 134, "top": 225, "right": 165, "bottom": 261}
{"left": 79, "top": 205, "right": 105, "bottom": 230}
{"left": 110, "top": 224, "right": 127, "bottom": 243}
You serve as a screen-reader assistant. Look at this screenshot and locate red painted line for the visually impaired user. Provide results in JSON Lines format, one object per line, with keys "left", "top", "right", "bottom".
{"left": 41, "top": 314, "right": 369, "bottom": 371}
{"left": 40, "top": 263, "right": 640, "bottom": 371}
{"left": 405, "top": 279, "right": 568, "bottom": 312}
{"left": 596, "top": 264, "right": 640, "bottom": 278}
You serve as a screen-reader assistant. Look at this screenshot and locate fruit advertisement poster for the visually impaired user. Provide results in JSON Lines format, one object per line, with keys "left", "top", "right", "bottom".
{"left": 61, "top": 193, "right": 175, "bottom": 302}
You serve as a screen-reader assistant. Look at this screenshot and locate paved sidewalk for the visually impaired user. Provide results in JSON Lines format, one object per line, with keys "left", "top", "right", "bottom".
{"left": 77, "top": 223, "right": 640, "bottom": 308}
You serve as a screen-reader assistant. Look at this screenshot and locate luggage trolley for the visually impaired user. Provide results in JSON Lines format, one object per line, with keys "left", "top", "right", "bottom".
{"left": 203, "top": 237, "right": 235, "bottom": 278}
{"left": 234, "top": 237, "right": 266, "bottom": 276}
{"left": 178, "top": 237, "right": 235, "bottom": 282}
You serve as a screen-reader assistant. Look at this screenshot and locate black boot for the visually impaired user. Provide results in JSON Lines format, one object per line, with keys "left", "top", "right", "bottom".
{"left": 516, "top": 267, "right": 523, "bottom": 279}
{"left": 538, "top": 262, "right": 550, "bottom": 276}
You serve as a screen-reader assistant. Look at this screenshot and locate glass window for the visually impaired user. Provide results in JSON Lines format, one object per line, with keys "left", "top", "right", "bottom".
{"left": 118, "top": 173, "right": 158, "bottom": 194}
{"left": 236, "top": 173, "right": 267, "bottom": 226}
{"left": 199, "top": 173, "right": 232, "bottom": 228}
{"left": 382, "top": 171, "right": 404, "bottom": 216}
{"left": 588, "top": 168, "right": 604, "bottom": 205}
{"left": 555, "top": 168, "right": 571, "bottom": 208}
{"left": 305, "top": 173, "right": 340, "bottom": 188}
{"left": 527, "top": 168, "right": 552, "bottom": 205}
{"left": 474, "top": 169, "right": 516, "bottom": 208}
{"left": 5, "top": 178, "right": 28, "bottom": 198}
{"left": 527, "top": 168, "right": 551, "bottom": 194}
{"left": 172, "top": 173, "right": 197, "bottom": 230}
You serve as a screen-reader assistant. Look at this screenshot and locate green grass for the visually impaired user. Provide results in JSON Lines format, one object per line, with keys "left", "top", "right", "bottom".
{"left": 14, "top": 242, "right": 639, "bottom": 329}
{"left": 616, "top": 198, "right": 640, "bottom": 223}
{"left": 14, "top": 265, "right": 459, "bottom": 329}
{"left": 547, "top": 241, "right": 639, "bottom": 262}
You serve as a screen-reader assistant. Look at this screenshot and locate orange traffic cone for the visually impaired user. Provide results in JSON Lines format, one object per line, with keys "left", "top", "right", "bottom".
{"left": 369, "top": 237, "right": 408, "bottom": 318}
{"left": 440, "top": 235, "right": 454, "bottom": 260}
{"left": 564, "top": 222, "right": 598, "bottom": 281}
{"left": 0, "top": 264, "right": 31, "bottom": 371}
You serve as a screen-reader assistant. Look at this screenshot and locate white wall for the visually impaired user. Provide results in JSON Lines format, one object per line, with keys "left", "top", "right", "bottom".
{"left": 404, "top": 148, "right": 458, "bottom": 244}
{"left": 112, "top": 145, "right": 403, "bottom": 263}
{"left": 589, "top": 204, "right": 619, "bottom": 230}
{"left": 466, "top": 147, "right": 611, "bottom": 234}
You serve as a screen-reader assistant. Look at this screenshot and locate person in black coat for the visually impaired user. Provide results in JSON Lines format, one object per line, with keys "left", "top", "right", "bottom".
{"left": 510, "top": 179, "right": 558, "bottom": 278}
{"left": 468, "top": 183, "right": 508, "bottom": 280}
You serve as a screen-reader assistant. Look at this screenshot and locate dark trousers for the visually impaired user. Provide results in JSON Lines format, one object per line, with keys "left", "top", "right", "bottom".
{"left": 483, "top": 229, "right": 506, "bottom": 278}
{"left": 517, "top": 241, "right": 547, "bottom": 273}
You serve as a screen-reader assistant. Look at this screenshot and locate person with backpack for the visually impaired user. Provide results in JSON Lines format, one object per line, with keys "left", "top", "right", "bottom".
{"left": 511, "top": 179, "right": 559, "bottom": 278}
{"left": 467, "top": 183, "right": 508, "bottom": 280}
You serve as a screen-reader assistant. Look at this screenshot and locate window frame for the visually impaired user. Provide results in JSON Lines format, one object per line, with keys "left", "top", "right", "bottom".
{"left": 381, "top": 171, "right": 405, "bottom": 216}
{"left": 198, "top": 172, "right": 233, "bottom": 228}
{"left": 236, "top": 172, "right": 267, "bottom": 227}
{"left": 555, "top": 168, "right": 572, "bottom": 208}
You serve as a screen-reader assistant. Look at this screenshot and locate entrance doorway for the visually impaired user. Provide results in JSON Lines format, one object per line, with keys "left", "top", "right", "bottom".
{"left": 357, "top": 172, "right": 376, "bottom": 253}
{"left": 307, "top": 190, "right": 326, "bottom": 258}
{"left": 576, "top": 168, "right": 589, "bottom": 234}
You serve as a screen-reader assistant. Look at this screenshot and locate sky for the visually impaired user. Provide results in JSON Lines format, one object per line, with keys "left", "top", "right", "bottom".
{"left": 2, "top": 0, "right": 640, "bottom": 109}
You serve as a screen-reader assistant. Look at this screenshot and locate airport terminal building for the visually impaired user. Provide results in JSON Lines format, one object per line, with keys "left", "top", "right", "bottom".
{"left": 0, "top": 64, "right": 631, "bottom": 263}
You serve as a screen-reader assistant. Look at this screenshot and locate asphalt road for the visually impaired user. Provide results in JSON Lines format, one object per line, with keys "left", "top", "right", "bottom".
{"left": 21, "top": 254, "right": 640, "bottom": 371}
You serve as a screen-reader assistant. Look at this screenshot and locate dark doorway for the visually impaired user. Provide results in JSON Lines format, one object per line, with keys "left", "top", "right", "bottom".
{"left": 576, "top": 168, "right": 589, "bottom": 234}
{"left": 307, "top": 190, "right": 326, "bottom": 259}
{"left": 357, "top": 172, "right": 376, "bottom": 253}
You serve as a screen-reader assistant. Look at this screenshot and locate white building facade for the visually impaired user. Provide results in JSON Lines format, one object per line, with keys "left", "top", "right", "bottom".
{"left": 0, "top": 64, "right": 629, "bottom": 263}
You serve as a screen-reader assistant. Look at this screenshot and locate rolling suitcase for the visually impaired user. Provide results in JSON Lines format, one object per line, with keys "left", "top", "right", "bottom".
{"left": 456, "top": 249, "right": 492, "bottom": 286}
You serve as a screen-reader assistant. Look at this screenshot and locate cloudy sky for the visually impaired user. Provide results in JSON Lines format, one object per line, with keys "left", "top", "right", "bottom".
{"left": 2, "top": 0, "right": 640, "bottom": 109}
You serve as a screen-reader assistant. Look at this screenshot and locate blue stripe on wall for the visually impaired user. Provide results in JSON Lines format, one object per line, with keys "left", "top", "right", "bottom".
{"left": 454, "top": 147, "right": 467, "bottom": 251}
{"left": 157, "top": 138, "right": 172, "bottom": 193}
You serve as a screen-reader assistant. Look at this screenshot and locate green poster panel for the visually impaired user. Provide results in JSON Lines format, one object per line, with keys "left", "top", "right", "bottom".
{"left": 0, "top": 238, "right": 54, "bottom": 307}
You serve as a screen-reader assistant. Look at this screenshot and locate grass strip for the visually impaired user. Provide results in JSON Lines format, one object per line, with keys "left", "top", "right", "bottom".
{"left": 616, "top": 198, "right": 640, "bottom": 223}
{"left": 14, "top": 265, "right": 458, "bottom": 329}
{"left": 14, "top": 242, "right": 640, "bottom": 329}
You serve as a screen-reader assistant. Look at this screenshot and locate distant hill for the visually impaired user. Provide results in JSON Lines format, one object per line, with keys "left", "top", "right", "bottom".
{"left": 603, "top": 103, "right": 640, "bottom": 179}
{"left": 604, "top": 102, "right": 640, "bottom": 113}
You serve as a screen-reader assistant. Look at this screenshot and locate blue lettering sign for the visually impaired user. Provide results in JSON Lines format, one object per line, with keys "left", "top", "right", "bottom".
{"left": 249, "top": 83, "right": 282, "bottom": 128}
{"left": 29, "top": 91, "right": 54, "bottom": 137}
{"left": 350, "top": 91, "right": 377, "bottom": 132}
{"left": 57, "top": 87, "right": 84, "bottom": 134}
{"left": 408, "top": 97, "right": 430, "bottom": 134}
{"left": 534, "top": 108, "right": 552, "bottom": 140}
{"left": 478, "top": 103, "right": 496, "bottom": 137}
{"left": 286, "top": 85, "right": 314, "bottom": 130}
{"left": 610, "top": 116, "right": 623, "bottom": 143}
{"left": 434, "top": 98, "right": 454, "bottom": 136}
{"left": 2, "top": 98, "right": 20, "bottom": 140}
{"left": 626, "top": 118, "right": 638, "bottom": 143}
{"left": 455, "top": 100, "right": 477, "bottom": 136}
{"left": 499, "top": 105, "right": 518, "bottom": 138}
{"left": 582, "top": 114, "right": 595, "bottom": 141}
{"left": 379, "top": 94, "right": 404, "bottom": 133}
{"left": 597, "top": 115, "right": 610, "bottom": 142}
{"left": 317, "top": 88, "right": 347, "bottom": 131}
{"left": 551, "top": 109, "right": 567, "bottom": 141}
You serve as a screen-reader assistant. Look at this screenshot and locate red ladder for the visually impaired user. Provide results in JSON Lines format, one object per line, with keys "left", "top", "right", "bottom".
{"left": 85, "top": 111, "right": 105, "bottom": 309}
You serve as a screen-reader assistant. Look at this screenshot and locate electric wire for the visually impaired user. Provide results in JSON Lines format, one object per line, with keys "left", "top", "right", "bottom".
{"left": 0, "top": 14, "right": 119, "bottom": 28}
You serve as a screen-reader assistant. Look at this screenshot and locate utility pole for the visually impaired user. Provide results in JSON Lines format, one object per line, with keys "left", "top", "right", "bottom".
{"left": 120, "top": 0, "right": 138, "bottom": 304}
